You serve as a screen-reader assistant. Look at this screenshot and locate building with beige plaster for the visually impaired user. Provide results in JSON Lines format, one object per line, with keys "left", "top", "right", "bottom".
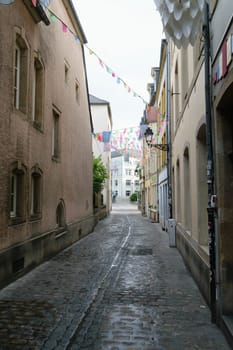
{"left": 210, "top": 0, "right": 233, "bottom": 340}
{"left": 90, "top": 94, "right": 112, "bottom": 216}
{"left": 169, "top": 35, "right": 211, "bottom": 301}
{"left": 0, "top": 0, "right": 94, "bottom": 286}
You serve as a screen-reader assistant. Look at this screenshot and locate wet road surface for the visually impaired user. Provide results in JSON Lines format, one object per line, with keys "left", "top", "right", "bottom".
{"left": 0, "top": 200, "right": 230, "bottom": 349}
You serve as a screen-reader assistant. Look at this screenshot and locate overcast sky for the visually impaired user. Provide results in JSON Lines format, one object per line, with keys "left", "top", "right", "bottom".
{"left": 73, "top": 0, "right": 163, "bottom": 131}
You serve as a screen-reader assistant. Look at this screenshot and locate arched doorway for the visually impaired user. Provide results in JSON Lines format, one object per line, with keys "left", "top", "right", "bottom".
{"left": 183, "top": 147, "right": 191, "bottom": 232}
{"left": 196, "top": 123, "right": 208, "bottom": 246}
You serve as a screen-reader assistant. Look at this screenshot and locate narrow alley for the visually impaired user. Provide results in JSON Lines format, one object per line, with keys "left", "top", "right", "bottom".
{"left": 0, "top": 200, "right": 229, "bottom": 350}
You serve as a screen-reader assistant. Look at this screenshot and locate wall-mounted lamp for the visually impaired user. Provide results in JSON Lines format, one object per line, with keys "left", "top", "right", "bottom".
{"left": 144, "top": 127, "right": 169, "bottom": 151}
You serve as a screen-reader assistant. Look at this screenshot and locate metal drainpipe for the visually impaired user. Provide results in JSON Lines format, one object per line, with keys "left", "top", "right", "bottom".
{"left": 166, "top": 40, "right": 172, "bottom": 220}
{"left": 203, "top": 1, "right": 217, "bottom": 323}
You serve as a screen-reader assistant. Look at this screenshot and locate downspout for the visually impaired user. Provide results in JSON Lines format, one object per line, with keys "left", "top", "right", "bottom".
{"left": 203, "top": 1, "right": 218, "bottom": 323}
{"left": 166, "top": 40, "right": 172, "bottom": 220}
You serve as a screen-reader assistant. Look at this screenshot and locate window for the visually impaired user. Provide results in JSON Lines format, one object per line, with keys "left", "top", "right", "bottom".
{"left": 174, "top": 61, "right": 180, "bottom": 125}
{"left": 56, "top": 200, "right": 66, "bottom": 230}
{"left": 64, "top": 61, "right": 70, "bottom": 84}
{"left": 14, "top": 44, "right": 20, "bottom": 109}
{"left": 181, "top": 47, "right": 188, "bottom": 101}
{"left": 126, "top": 180, "right": 131, "bottom": 186}
{"left": 52, "top": 109, "right": 60, "bottom": 160}
{"left": 10, "top": 162, "right": 26, "bottom": 223}
{"left": 75, "top": 80, "right": 80, "bottom": 103}
{"left": 10, "top": 174, "right": 17, "bottom": 217}
{"left": 115, "top": 179, "right": 118, "bottom": 186}
{"left": 126, "top": 190, "right": 131, "bottom": 197}
{"left": 32, "top": 57, "right": 44, "bottom": 128}
{"left": 135, "top": 180, "right": 139, "bottom": 186}
{"left": 30, "top": 167, "right": 42, "bottom": 219}
{"left": 14, "top": 33, "right": 28, "bottom": 113}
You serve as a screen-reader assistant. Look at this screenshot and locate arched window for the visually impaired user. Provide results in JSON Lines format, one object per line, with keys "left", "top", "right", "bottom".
{"left": 14, "top": 30, "right": 29, "bottom": 113}
{"left": 176, "top": 159, "right": 181, "bottom": 223}
{"left": 56, "top": 200, "right": 66, "bottom": 229}
{"left": 30, "top": 165, "right": 42, "bottom": 219}
{"left": 10, "top": 162, "right": 27, "bottom": 224}
{"left": 32, "top": 57, "right": 44, "bottom": 129}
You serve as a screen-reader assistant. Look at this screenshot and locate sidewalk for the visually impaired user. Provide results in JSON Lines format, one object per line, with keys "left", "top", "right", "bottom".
{"left": 0, "top": 203, "right": 230, "bottom": 349}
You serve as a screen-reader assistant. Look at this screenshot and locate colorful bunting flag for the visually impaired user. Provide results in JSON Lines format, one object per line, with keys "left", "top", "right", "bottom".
{"left": 43, "top": 7, "right": 148, "bottom": 106}
{"left": 104, "top": 143, "right": 111, "bottom": 152}
{"left": 99, "top": 59, "right": 104, "bottom": 68}
{"left": 50, "top": 12, "right": 56, "bottom": 22}
{"left": 62, "top": 22, "right": 68, "bottom": 33}
{"left": 103, "top": 131, "right": 112, "bottom": 143}
{"left": 146, "top": 106, "right": 159, "bottom": 123}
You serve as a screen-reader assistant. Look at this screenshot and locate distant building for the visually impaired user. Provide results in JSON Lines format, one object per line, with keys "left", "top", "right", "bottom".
{"left": 90, "top": 94, "right": 112, "bottom": 216}
{"left": 111, "top": 152, "right": 139, "bottom": 199}
{"left": 0, "top": 0, "right": 94, "bottom": 286}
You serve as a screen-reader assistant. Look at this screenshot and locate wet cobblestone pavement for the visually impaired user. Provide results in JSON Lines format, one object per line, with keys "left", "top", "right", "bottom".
{"left": 0, "top": 201, "right": 230, "bottom": 349}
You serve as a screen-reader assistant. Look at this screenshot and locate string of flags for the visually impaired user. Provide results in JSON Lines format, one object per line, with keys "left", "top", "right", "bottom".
{"left": 42, "top": 1, "right": 166, "bottom": 128}
{"left": 85, "top": 44, "right": 148, "bottom": 105}
{"left": 94, "top": 127, "right": 142, "bottom": 159}
{"left": 26, "top": 0, "right": 148, "bottom": 105}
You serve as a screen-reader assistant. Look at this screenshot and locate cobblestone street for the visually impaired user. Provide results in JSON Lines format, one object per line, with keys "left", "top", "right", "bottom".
{"left": 0, "top": 200, "right": 230, "bottom": 350}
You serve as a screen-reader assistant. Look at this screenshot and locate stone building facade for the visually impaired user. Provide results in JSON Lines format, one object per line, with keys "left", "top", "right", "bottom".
{"left": 0, "top": 0, "right": 94, "bottom": 286}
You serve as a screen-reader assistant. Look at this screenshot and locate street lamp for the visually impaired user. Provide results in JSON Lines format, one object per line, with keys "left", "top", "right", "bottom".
{"left": 144, "top": 127, "right": 169, "bottom": 151}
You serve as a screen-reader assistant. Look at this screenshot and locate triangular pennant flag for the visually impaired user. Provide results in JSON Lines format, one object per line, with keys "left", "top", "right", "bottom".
{"left": 103, "top": 131, "right": 112, "bottom": 143}
{"left": 73, "top": 34, "right": 80, "bottom": 44}
{"left": 62, "top": 22, "right": 68, "bottom": 33}
{"left": 106, "top": 66, "right": 111, "bottom": 74}
{"left": 49, "top": 12, "right": 56, "bottom": 22}
{"left": 99, "top": 59, "right": 104, "bottom": 68}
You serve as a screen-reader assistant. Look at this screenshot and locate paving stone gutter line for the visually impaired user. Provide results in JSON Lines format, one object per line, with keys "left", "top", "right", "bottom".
{"left": 42, "top": 217, "right": 132, "bottom": 350}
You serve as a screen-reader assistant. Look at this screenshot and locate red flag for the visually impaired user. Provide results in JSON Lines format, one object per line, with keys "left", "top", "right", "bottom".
{"left": 62, "top": 22, "right": 68, "bottom": 33}
{"left": 146, "top": 106, "right": 159, "bottom": 123}
{"left": 32, "top": 0, "right": 36, "bottom": 6}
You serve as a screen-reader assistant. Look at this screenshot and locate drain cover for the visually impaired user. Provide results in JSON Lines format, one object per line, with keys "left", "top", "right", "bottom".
{"left": 130, "top": 247, "right": 153, "bottom": 256}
